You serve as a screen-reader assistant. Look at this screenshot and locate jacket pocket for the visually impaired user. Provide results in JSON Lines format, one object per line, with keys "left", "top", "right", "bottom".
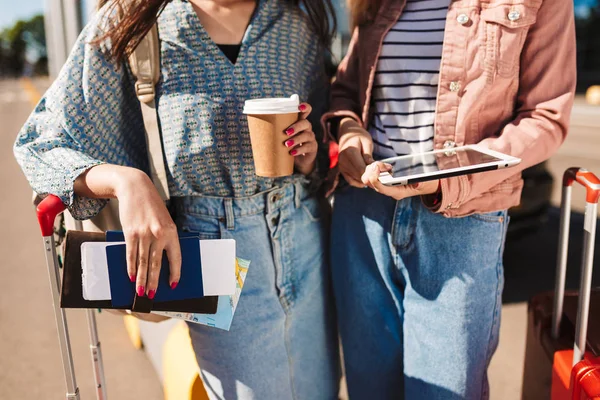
{"left": 480, "top": 3, "right": 538, "bottom": 78}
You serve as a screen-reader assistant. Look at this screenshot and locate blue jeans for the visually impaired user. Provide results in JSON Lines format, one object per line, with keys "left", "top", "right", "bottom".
{"left": 331, "top": 186, "right": 509, "bottom": 400}
{"left": 173, "top": 182, "right": 340, "bottom": 400}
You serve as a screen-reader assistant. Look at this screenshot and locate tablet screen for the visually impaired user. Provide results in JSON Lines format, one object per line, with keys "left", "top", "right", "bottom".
{"left": 387, "top": 148, "right": 503, "bottom": 178}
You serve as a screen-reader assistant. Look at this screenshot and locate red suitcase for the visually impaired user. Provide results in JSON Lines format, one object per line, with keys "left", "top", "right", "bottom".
{"left": 522, "top": 168, "right": 600, "bottom": 399}
{"left": 570, "top": 356, "right": 600, "bottom": 399}
{"left": 551, "top": 168, "right": 600, "bottom": 399}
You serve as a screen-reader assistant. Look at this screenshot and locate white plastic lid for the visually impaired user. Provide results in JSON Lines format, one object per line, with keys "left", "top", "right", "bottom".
{"left": 243, "top": 94, "right": 300, "bottom": 115}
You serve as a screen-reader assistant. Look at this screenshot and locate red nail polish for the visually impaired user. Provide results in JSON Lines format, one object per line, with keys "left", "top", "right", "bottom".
{"left": 130, "top": 274, "right": 136, "bottom": 283}
{"left": 148, "top": 290, "right": 156, "bottom": 300}
{"left": 137, "top": 286, "right": 145, "bottom": 297}
{"left": 291, "top": 150, "right": 298, "bottom": 156}
{"left": 286, "top": 128, "right": 294, "bottom": 135}
{"left": 171, "top": 282, "right": 179, "bottom": 290}
{"left": 285, "top": 140, "right": 294, "bottom": 147}
{"left": 299, "top": 104, "right": 306, "bottom": 111}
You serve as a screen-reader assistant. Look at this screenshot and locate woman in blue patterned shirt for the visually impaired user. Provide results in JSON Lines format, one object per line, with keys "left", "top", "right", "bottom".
{"left": 14, "top": 0, "right": 340, "bottom": 398}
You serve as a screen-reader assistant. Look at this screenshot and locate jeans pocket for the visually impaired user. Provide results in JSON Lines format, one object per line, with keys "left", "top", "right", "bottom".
{"left": 468, "top": 210, "right": 508, "bottom": 223}
{"left": 301, "top": 197, "right": 323, "bottom": 222}
{"left": 178, "top": 213, "right": 222, "bottom": 239}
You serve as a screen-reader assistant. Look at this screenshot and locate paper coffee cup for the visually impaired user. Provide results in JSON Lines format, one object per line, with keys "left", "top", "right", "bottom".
{"left": 243, "top": 95, "right": 300, "bottom": 177}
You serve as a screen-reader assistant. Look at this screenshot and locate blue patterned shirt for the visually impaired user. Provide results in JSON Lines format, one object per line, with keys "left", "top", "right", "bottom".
{"left": 14, "top": 0, "right": 328, "bottom": 219}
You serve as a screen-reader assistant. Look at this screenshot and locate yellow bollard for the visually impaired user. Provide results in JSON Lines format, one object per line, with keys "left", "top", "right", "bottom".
{"left": 163, "top": 322, "right": 209, "bottom": 400}
{"left": 20, "top": 77, "right": 42, "bottom": 105}
{"left": 586, "top": 86, "right": 600, "bottom": 106}
{"left": 123, "top": 315, "right": 143, "bottom": 350}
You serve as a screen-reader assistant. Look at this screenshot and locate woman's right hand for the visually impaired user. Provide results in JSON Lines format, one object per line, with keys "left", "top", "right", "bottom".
{"left": 114, "top": 169, "right": 181, "bottom": 299}
{"left": 75, "top": 164, "right": 181, "bottom": 300}
{"left": 337, "top": 117, "right": 374, "bottom": 187}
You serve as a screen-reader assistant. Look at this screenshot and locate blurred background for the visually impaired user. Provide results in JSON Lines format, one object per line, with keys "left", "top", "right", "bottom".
{"left": 0, "top": 1, "right": 599, "bottom": 399}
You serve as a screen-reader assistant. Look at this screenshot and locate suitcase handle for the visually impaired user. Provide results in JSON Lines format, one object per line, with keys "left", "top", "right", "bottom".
{"left": 37, "top": 194, "right": 66, "bottom": 237}
{"left": 552, "top": 168, "right": 600, "bottom": 366}
{"left": 36, "top": 194, "right": 107, "bottom": 399}
{"left": 563, "top": 168, "right": 600, "bottom": 204}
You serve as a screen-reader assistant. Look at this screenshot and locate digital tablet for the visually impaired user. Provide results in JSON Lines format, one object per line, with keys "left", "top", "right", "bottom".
{"left": 377, "top": 144, "right": 521, "bottom": 186}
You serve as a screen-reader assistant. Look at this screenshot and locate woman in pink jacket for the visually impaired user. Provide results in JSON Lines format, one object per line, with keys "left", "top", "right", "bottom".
{"left": 322, "top": 0, "right": 576, "bottom": 398}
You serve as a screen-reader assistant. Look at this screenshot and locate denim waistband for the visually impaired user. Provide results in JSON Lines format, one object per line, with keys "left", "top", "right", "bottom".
{"left": 171, "top": 182, "right": 307, "bottom": 219}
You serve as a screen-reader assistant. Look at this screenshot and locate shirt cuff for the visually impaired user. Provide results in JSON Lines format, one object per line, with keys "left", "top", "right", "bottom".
{"left": 421, "top": 180, "right": 442, "bottom": 210}
{"left": 66, "top": 162, "right": 109, "bottom": 220}
{"left": 320, "top": 110, "right": 363, "bottom": 142}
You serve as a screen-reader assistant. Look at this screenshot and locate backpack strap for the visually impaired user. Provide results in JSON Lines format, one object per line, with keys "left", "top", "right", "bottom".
{"left": 97, "top": 0, "right": 170, "bottom": 201}
{"left": 128, "top": 25, "right": 170, "bottom": 202}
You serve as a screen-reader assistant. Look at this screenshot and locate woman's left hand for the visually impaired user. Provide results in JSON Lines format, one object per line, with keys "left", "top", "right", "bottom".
{"left": 361, "top": 161, "right": 440, "bottom": 200}
{"left": 284, "top": 103, "right": 317, "bottom": 176}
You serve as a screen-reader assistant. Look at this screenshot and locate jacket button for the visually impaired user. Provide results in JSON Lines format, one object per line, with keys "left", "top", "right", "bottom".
{"left": 457, "top": 14, "right": 470, "bottom": 25}
{"left": 449, "top": 81, "right": 461, "bottom": 92}
{"left": 507, "top": 10, "right": 521, "bottom": 21}
{"left": 443, "top": 140, "right": 456, "bottom": 149}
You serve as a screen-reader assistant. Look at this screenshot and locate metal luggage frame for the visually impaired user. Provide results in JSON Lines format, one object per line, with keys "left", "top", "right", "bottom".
{"left": 552, "top": 167, "right": 600, "bottom": 366}
{"left": 37, "top": 195, "right": 107, "bottom": 400}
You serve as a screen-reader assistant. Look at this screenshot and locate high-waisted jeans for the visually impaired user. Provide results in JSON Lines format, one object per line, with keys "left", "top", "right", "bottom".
{"left": 172, "top": 182, "right": 340, "bottom": 400}
{"left": 331, "top": 186, "right": 509, "bottom": 400}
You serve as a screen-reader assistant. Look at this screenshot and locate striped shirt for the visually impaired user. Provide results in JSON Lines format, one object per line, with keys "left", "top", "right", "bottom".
{"left": 369, "top": 0, "right": 450, "bottom": 159}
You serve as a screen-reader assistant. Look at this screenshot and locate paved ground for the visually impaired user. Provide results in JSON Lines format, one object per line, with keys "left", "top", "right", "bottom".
{"left": 1, "top": 77, "right": 599, "bottom": 399}
{"left": 0, "top": 78, "right": 163, "bottom": 400}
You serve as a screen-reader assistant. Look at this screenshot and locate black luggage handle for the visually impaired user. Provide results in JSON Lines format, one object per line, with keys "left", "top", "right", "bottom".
{"left": 552, "top": 168, "right": 600, "bottom": 366}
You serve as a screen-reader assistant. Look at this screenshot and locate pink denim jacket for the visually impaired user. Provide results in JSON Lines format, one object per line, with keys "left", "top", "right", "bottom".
{"left": 322, "top": 0, "right": 576, "bottom": 217}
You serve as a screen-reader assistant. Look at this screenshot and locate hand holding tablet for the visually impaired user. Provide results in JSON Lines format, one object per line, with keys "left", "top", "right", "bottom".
{"left": 376, "top": 144, "right": 521, "bottom": 186}
{"left": 359, "top": 145, "right": 521, "bottom": 201}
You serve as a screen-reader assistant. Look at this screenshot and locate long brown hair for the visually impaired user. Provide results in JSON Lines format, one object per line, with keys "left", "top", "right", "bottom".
{"left": 96, "top": 0, "right": 337, "bottom": 64}
{"left": 348, "top": 0, "right": 381, "bottom": 28}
